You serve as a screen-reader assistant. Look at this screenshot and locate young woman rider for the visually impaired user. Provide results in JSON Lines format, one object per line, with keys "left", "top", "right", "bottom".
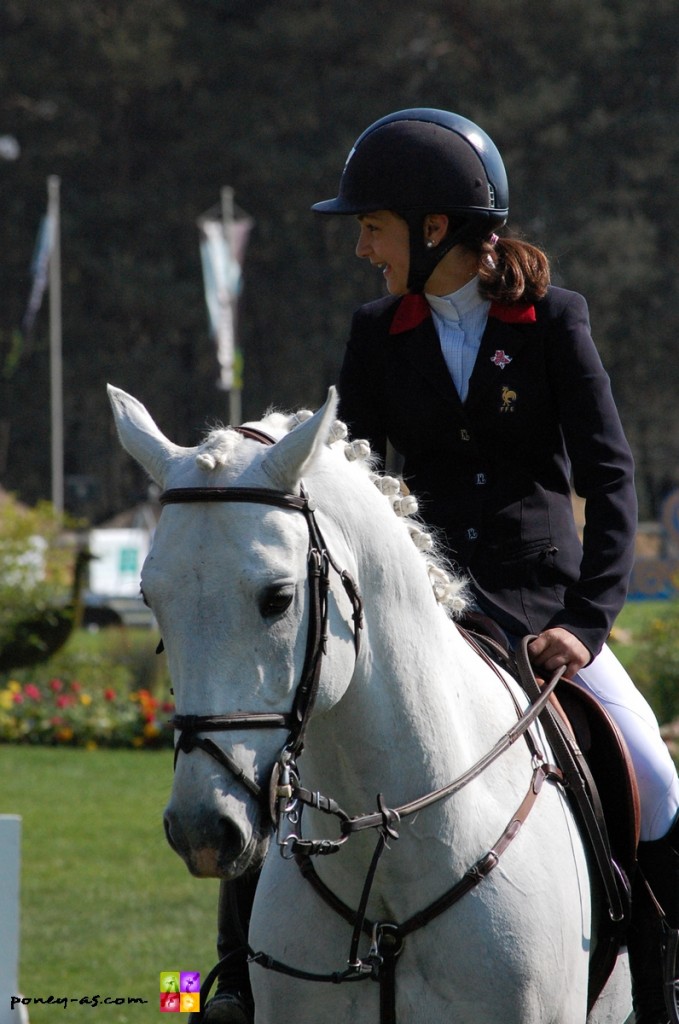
{"left": 311, "top": 107, "right": 679, "bottom": 1024}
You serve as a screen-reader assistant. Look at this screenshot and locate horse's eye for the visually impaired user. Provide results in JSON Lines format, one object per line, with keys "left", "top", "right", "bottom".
{"left": 259, "top": 586, "right": 294, "bottom": 618}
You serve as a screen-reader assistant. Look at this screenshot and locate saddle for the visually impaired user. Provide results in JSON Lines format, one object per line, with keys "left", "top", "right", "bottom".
{"left": 459, "top": 612, "right": 641, "bottom": 1009}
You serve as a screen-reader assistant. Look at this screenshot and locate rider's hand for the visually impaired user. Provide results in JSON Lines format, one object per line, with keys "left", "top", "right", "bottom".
{"left": 527, "top": 627, "right": 591, "bottom": 680}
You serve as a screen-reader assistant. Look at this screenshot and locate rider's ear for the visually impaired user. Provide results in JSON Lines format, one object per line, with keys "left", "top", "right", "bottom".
{"left": 261, "top": 387, "right": 338, "bottom": 492}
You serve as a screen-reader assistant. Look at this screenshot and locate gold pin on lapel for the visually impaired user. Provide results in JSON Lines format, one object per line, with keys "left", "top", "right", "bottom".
{"left": 500, "top": 386, "right": 517, "bottom": 413}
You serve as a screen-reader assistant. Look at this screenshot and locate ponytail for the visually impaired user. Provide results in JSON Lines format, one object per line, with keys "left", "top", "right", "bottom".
{"left": 475, "top": 234, "right": 550, "bottom": 305}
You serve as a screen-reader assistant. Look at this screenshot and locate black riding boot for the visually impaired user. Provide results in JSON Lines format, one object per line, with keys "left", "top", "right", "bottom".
{"left": 629, "top": 815, "right": 679, "bottom": 1024}
{"left": 197, "top": 874, "right": 257, "bottom": 1024}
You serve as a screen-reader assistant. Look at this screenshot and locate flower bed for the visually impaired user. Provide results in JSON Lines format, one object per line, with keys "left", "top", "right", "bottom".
{"left": 0, "top": 676, "right": 174, "bottom": 749}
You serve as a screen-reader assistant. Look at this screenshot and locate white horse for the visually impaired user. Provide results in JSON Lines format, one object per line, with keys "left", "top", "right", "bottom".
{"left": 108, "top": 384, "right": 632, "bottom": 1024}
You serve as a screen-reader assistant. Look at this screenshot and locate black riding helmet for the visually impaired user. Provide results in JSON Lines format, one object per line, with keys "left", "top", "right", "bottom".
{"left": 312, "top": 108, "right": 509, "bottom": 292}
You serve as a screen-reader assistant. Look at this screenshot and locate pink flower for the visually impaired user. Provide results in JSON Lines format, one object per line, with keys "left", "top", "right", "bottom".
{"left": 49, "top": 679, "right": 64, "bottom": 693}
{"left": 24, "top": 684, "right": 42, "bottom": 702}
{"left": 69, "top": 681, "right": 81, "bottom": 693}
{"left": 56, "top": 694, "right": 75, "bottom": 709}
{"left": 12, "top": 693, "right": 23, "bottom": 704}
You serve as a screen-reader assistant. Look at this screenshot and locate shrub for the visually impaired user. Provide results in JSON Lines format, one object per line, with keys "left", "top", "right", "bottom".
{"left": 0, "top": 492, "right": 79, "bottom": 652}
{"left": 623, "top": 604, "right": 679, "bottom": 726}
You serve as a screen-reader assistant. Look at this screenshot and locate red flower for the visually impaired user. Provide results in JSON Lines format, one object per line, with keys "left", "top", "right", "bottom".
{"left": 12, "top": 693, "right": 23, "bottom": 704}
{"left": 104, "top": 688, "right": 116, "bottom": 702}
{"left": 49, "top": 679, "right": 64, "bottom": 693}
{"left": 56, "top": 694, "right": 75, "bottom": 708}
{"left": 70, "top": 681, "right": 82, "bottom": 693}
{"left": 24, "top": 684, "right": 42, "bottom": 701}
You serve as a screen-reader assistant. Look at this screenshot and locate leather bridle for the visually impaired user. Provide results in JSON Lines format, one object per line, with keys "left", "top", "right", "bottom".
{"left": 160, "top": 427, "right": 363, "bottom": 811}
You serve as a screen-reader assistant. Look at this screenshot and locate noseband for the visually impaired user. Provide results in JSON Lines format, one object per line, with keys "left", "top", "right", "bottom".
{"left": 159, "top": 427, "right": 363, "bottom": 807}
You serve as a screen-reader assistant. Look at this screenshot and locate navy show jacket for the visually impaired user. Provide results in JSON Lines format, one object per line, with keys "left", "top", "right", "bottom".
{"left": 338, "top": 285, "right": 638, "bottom": 659}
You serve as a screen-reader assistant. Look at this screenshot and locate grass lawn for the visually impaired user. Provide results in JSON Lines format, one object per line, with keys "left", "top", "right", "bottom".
{"left": 609, "top": 599, "right": 666, "bottom": 672}
{"left": 1, "top": 746, "right": 220, "bottom": 1022}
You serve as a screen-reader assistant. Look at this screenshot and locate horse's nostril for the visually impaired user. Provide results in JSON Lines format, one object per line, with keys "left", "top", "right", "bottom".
{"left": 220, "top": 816, "right": 247, "bottom": 859}
{"left": 164, "top": 811, "right": 182, "bottom": 854}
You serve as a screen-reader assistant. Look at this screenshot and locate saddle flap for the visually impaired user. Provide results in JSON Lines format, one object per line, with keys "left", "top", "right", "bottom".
{"left": 553, "top": 678, "right": 641, "bottom": 877}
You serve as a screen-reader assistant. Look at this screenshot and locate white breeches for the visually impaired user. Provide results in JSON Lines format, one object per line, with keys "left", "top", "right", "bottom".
{"left": 574, "top": 643, "right": 679, "bottom": 841}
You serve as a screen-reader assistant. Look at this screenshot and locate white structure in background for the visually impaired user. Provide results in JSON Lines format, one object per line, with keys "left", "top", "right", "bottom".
{"left": 0, "top": 815, "right": 29, "bottom": 1024}
{"left": 85, "top": 528, "right": 152, "bottom": 627}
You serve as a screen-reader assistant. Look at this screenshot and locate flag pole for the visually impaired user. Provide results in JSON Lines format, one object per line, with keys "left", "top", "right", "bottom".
{"left": 220, "top": 186, "right": 241, "bottom": 426}
{"left": 48, "top": 175, "right": 63, "bottom": 514}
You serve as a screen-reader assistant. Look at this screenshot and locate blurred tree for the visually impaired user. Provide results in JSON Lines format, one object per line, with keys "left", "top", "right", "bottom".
{"left": 0, "top": 0, "right": 677, "bottom": 522}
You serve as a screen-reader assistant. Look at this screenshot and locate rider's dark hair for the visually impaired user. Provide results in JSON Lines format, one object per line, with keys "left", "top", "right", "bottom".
{"left": 472, "top": 234, "right": 550, "bottom": 305}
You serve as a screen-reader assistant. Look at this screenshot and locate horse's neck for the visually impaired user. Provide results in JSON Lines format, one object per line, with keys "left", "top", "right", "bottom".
{"left": 307, "top": 566, "right": 495, "bottom": 818}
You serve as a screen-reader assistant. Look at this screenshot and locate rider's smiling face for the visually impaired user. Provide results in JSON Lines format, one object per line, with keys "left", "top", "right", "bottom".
{"left": 355, "top": 210, "right": 411, "bottom": 295}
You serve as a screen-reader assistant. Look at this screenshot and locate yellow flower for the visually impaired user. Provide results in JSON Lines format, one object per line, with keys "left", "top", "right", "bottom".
{"left": 143, "top": 722, "right": 160, "bottom": 739}
{"left": 55, "top": 727, "right": 74, "bottom": 742}
{"left": 8, "top": 681, "right": 21, "bottom": 693}
{"left": 85, "top": 740, "right": 98, "bottom": 751}
{"left": 79, "top": 693, "right": 92, "bottom": 706}
{"left": 0, "top": 690, "right": 14, "bottom": 710}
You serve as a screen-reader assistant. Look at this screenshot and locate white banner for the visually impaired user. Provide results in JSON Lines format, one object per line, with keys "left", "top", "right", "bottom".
{"left": 198, "top": 205, "right": 252, "bottom": 391}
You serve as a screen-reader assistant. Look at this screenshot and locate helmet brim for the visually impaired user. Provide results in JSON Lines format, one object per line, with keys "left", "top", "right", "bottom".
{"left": 312, "top": 197, "right": 375, "bottom": 215}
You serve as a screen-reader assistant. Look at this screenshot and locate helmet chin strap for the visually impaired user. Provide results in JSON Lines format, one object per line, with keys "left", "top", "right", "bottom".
{"left": 402, "top": 212, "right": 472, "bottom": 293}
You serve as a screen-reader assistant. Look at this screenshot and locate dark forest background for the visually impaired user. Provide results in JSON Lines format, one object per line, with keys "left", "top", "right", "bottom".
{"left": 1, "top": 0, "right": 678, "bottom": 524}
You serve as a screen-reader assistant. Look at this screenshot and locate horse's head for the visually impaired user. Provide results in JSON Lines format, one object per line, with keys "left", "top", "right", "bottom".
{"left": 108, "top": 385, "right": 364, "bottom": 878}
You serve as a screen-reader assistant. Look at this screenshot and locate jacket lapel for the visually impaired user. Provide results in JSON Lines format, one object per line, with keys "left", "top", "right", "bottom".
{"left": 465, "top": 305, "right": 535, "bottom": 411}
{"left": 391, "top": 314, "right": 463, "bottom": 409}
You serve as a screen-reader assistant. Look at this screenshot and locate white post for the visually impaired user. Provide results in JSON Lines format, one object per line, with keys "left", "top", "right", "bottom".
{"left": 48, "top": 174, "right": 63, "bottom": 514}
{"left": 0, "top": 815, "right": 28, "bottom": 1024}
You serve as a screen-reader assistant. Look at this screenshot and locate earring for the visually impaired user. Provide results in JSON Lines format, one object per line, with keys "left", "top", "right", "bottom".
{"left": 426, "top": 240, "right": 435, "bottom": 249}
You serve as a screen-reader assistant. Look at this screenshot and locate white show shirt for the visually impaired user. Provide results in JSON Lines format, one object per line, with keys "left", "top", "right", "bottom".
{"left": 426, "top": 277, "right": 490, "bottom": 403}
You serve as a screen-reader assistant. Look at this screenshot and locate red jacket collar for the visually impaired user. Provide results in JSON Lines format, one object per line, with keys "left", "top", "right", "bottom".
{"left": 389, "top": 293, "right": 431, "bottom": 334}
{"left": 389, "top": 294, "right": 536, "bottom": 335}
{"left": 488, "top": 301, "right": 536, "bottom": 323}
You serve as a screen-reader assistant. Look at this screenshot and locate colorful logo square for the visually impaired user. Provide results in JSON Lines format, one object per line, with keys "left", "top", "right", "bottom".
{"left": 180, "top": 972, "right": 200, "bottom": 992}
{"left": 180, "top": 993, "right": 200, "bottom": 1013}
{"left": 160, "top": 992, "right": 180, "bottom": 1012}
{"left": 160, "top": 972, "right": 180, "bottom": 994}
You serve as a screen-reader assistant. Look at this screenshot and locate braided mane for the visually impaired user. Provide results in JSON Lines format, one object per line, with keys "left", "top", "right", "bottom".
{"left": 194, "top": 409, "right": 469, "bottom": 617}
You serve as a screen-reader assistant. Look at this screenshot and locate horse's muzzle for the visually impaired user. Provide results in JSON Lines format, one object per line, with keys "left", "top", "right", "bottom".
{"left": 163, "top": 805, "right": 268, "bottom": 879}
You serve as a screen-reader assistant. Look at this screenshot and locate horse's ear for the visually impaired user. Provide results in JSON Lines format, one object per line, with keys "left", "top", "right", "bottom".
{"left": 262, "top": 387, "right": 339, "bottom": 491}
{"left": 107, "top": 384, "right": 188, "bottom": 487}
